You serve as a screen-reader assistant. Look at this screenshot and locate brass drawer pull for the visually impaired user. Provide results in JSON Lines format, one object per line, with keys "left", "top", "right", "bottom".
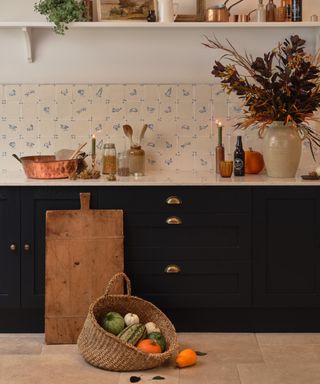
{"left": 9, "top": 244, "right": 16, "bottom": 251}
{"left": 165, "top": 264, "right": 181, "bottom": 274}
{"left": 166, "top": 216, "right": 182, "bottom": 225}
{"left": 166, "top": 196, "right": 182, "bottom": 205}
{"left": 24, "top": 244, "right": 31, "bottom": 252}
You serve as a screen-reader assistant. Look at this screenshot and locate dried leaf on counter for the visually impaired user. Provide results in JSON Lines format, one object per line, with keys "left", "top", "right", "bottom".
{"left": 129, "top": 376, "right": 141, "bottom": 383}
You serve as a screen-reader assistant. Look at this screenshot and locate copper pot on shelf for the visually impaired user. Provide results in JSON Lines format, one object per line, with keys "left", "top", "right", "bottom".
{"left": 230, "top": 9, "right": 256, "bottom": 22}
{"left": 12, "top": 154, "right": 78, "bottom": 179}
{"left": 206, "top": 0, "right": 245, "bottom": 22}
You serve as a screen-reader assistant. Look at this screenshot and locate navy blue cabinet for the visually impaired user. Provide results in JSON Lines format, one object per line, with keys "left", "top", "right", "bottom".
{"left": 20, "top": 188, "right": 99, "bottom": 308}
{"left": 253, "top": 187, "right": 320, "bottom": 308}
{"left": 0, "top": 189, "right": 20, "bottom": 308}
{"left": 1, "top": 185, "right": 320, "bottom": 332}
{"left": 99, "top": 187, "right": 252, "bottom": 318}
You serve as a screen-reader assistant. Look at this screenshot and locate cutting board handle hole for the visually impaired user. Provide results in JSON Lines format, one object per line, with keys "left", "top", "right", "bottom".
{"left": 80, "top": 193, "right": 91, "bottom": 210}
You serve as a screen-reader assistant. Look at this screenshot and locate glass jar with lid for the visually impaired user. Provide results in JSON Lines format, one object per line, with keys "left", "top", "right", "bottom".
{"left": 128, "top": 145, "right": 145, "bottom": 176}
{"left": 102, "top": 143, "right": 116, "bottom": 175}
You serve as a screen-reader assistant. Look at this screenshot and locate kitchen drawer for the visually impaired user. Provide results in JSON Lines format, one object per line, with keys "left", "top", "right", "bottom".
{"left": 99, "top": 187, "right": 250, "bottom": 214}
{"left": 125, "top": 260, "right": 251, "bottom": 308}
{"left": 125, "top": 213, "right": 250, "bottom": 250}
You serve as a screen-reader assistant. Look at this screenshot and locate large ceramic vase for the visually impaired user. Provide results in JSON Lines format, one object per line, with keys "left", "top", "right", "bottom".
{"left": 263, "top": 121, "right": 302, "bottom": 178}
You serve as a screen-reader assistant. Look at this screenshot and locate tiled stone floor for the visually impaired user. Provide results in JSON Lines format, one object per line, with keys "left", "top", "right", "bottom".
{"left": 1, "top": 333, "right": 320, "bottom": 383}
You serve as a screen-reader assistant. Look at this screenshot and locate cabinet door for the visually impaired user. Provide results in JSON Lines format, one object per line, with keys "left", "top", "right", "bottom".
{"left": 21, "top": 187, "right": 98, "bottom": 308}
{"left": 0, "top": 189, "right": 20, "bottom": 308}
{"left": 253, "top": 187, "right": 320, "bottom": 307}
{"left": 99, "top": 187, "right": 251, "bottom": 308}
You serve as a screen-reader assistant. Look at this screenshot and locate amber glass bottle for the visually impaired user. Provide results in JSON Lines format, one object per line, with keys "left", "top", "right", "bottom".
{"left": 266, "top": 0, "right": 276, "bottom": 21}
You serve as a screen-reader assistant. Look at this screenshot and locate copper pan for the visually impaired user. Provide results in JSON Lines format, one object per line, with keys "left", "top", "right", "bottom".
{"left": 13, "top": 154, "right": 78, "bottom": 179}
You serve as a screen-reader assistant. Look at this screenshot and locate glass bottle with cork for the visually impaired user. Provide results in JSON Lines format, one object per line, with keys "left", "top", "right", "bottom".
{"left": 215, "top": 120, "right": 225, "bottom": 174}
{"left": 256, "top": 0, "right": 266, "bottom": 22}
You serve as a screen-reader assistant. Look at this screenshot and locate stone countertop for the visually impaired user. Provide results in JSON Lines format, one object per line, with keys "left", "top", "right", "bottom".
{"left": 0, "top": 170, "right": 320, "bottom": 186}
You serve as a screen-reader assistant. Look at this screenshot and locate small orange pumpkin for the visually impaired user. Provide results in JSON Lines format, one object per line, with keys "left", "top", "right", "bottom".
{"left": 136, "top": 339, "right": 161, "bottom": 354}
{"left": 245, "top": 147, "right": 264, "bottom": 174}
{"left": 176, "top": 348, "right": 197, "bottom": 368}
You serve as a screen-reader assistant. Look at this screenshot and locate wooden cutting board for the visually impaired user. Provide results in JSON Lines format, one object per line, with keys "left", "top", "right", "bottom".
{"left": 45, "top": 193, "right": 123, "bottom": 344}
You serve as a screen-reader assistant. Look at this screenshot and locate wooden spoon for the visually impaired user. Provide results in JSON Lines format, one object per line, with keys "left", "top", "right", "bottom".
{"left": 69, "top": 142, "right": 87, "bottom": 160}
{"left": 139, "top": 124, "right": 148, "bottom": 145}
{"left": 123, "top": 124, "right": 134, "bottom": 147}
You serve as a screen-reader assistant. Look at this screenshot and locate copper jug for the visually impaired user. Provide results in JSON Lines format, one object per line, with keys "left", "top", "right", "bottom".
{"left": 206, "top": 0, "right": 244, "bottom": 22}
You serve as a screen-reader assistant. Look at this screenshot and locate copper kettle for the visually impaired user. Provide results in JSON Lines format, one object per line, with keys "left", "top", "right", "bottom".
{"left": 206, "top": 0, "right": 245, "bottom": 22}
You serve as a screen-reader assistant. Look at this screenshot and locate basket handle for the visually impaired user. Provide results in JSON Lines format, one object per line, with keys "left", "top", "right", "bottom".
{"left": 105, "top": 272, "right": 132, "bottom": 296}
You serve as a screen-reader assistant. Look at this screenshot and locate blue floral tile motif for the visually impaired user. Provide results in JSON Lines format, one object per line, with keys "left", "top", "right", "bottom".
{"left": 1, "top": 83, "right": 317, "bottom": 173}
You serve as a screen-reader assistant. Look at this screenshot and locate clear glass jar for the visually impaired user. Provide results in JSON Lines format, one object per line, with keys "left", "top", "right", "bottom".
{"left": 102, "top": 143, "right": 116, "bottom": 175}
{"left": 117, "top": 151, "right": 130, "bottom": 177}
{"left": 128, "top": 145, "right": 145, "bottom": 176}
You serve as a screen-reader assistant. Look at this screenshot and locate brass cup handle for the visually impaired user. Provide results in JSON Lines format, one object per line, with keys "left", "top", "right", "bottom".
{"left": 166, "top": 196, "right": 182, "bottom": 205}
{"left": 166, "top": 216, "right": 182, "bottom": 225}
{"left": 24, "top": 244, "right": 31, "bottom": 252}
{"left": 165, "top": 264, "right": 181, "bottom": 274}
{"left": 9, "top": 244, "right": 16, "bottom": 251}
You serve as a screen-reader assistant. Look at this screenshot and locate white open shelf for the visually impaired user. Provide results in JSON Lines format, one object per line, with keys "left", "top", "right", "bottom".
{"left": 0, "top": 21, "right": 319, "bottom": 63}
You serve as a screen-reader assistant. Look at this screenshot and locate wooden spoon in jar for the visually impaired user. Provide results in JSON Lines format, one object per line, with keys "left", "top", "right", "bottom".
{"left": 139, "top": 124, "right": 148, "bottom": 145}
{"left": 123, "top": 124, "right": 134, "bottom": 147}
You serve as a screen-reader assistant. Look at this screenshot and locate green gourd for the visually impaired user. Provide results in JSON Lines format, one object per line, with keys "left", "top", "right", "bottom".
{"left": 101, "top": 312, "right": 125, "bottom": 336}
{"left": 148, "top": 332, "right": 166, "bottom": 352}
{"left": 118, "top": 324, "right": 147, "bottom": 346}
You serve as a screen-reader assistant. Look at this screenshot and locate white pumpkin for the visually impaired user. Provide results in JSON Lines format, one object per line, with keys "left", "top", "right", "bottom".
{"left": 145, "top": 321, "right": 160, "bottom": 334}
{"left": 124, "top": 313, "right": 139, "bottom": 326}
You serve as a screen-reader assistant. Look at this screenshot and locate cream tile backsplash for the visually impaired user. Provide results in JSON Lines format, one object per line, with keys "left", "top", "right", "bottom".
{"left": 0, "top": 83, "right": 319, "bottom": 174}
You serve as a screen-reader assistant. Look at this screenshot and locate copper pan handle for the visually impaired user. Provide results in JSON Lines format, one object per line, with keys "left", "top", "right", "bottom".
{"left": 12, "top": 154, "right": 22, "bottom": 163}
{"left": 228, "top": 0, "right": 244, "bottom": 11}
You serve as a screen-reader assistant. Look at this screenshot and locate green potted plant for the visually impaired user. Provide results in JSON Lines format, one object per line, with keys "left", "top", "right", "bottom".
{"left": 204, "top": 35, "right": 320, "bottom": 178}
{"left": 34, "top": 0, "right": 89, "bottom": 35}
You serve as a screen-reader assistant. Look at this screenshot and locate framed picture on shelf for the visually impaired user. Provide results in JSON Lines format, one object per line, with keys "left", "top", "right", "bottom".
{"left": 96, "top": 0, "right": 155, "bottom": 21}
{"left": 175, "top": 0, "right": 205, "bottom": 22}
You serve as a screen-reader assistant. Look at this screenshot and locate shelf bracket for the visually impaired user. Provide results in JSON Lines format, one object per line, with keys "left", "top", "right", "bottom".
{"left": 22, "top": 27, "right": 33, "bottom": 63}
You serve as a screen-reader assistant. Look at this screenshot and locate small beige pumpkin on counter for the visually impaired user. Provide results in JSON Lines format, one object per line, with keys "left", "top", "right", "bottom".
{"left": 124, "top": 313, "right": 140, "bottom": 327}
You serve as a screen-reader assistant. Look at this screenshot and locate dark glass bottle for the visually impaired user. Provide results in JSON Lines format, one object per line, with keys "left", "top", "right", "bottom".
{"left": 147, "top": 10, "right": 157, "bottom": 22}
{"left": 234, "top": 136, "right": 245, "bottom": 176}
{"left": 291, "top": 0, "right": 302, "bottom": 21}
{"left": 266, "top": 0, "right": 276, "bottom": 21}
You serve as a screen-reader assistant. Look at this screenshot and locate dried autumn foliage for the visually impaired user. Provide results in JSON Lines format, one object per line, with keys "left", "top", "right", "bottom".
{"left": 203, "top": 35, "right": 320, "bottom": 159}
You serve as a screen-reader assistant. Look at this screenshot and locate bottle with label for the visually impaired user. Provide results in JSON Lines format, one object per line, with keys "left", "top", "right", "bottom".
{"left": 147, "top": 10, "right": 157, "bottom": 22}
{"left": 256, "top": 0, "right": 266, "bottom": 22}
{"left": 234, "top": 136, "right": 245, "bottom": 176}
{"left": 291, "top": 0, "right": 302, "bottom": 21}
{"left": 215, "top": 121, "right": 225, "bottom": 174}
{"left": 266, "top": 0, "right": 276, "bottom": 21}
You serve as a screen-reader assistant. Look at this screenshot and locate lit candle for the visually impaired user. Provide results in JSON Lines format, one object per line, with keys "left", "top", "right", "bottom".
{"left": 91, "top": 135, "right": 96, "bottom": 156}
{"left": 215, "top": 119, "right": 220, "bottom": 128}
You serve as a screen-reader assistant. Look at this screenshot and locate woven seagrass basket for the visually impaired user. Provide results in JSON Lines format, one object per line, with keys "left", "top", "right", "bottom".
{"left": 77, "top": 272, "right": 178, "bottom": 371}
